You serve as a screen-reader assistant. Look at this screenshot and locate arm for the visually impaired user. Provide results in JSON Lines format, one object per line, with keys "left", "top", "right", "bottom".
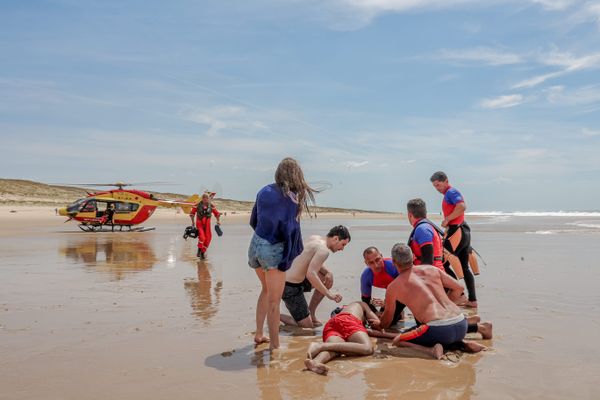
{"left": 306, "top": 249, "right": 341, "bottom": 302}
{"left": 249, "top": 203, "right": 257, "bottom": 230}
{"left": 420, "top": 244, "right": 434, "bottom": 265}
{"left": 189, "top": 206, "right": 196, "bottom": 224}
{"left": 439, "top": 269, "right": 464, "bottom": 302}
{"left": 442, "top": 202, "right": 466, "bottom": 227}
{"left": 212, "top": 206, "right": 221, "bottom": 224}
{"left": 359, "top": 302, "right": 380, "bottom": 326}
{"left": 376, "top": 287, "right": 397, "bottom": 330}
{"left": 361, "top": 295, "right": 378, "bottom": 313}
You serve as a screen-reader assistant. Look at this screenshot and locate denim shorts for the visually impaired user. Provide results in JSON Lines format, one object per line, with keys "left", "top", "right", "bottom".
{"left": 248, "top": 233, "right": 284, "bottom": 271}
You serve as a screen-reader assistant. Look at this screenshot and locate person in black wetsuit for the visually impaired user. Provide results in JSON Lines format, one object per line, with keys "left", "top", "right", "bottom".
{"left": 431, "top": 171, "right": 477, "bottom": 308}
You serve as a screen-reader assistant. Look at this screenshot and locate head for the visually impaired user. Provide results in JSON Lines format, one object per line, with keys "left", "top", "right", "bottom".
{"left": 201, "top": 193, "right": 210, "bottom": 205}
{"left": 407, "top": 198, "right": 427, "bottom": 226}
{"left": 330, "top": 306, "right": 344, "bottom": 318}
{"left": 430, "top": 171, "right": 449, "bottom": 194}
{"left": 391, "top": 243, "right": 414, "bottom": 271}
{"left": 363, "top": 246, "right": 384, "bottom": 272}
{"left": 275, "top": 157, "right": 317, "bottom": 218}
{"left": 326, "top": 225, "right": 351, "bottom": 252}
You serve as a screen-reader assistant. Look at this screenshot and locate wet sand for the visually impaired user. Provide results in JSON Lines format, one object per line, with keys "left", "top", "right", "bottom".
{"left": 1, "top": 208, "right": 600, "bottom": 399}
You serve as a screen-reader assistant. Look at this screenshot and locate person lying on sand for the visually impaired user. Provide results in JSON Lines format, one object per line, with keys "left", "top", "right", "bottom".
{"left": 371, "top": 244, "right": 492, "bottom": 357}
{"left": 280, "top": 226, "right": 350, "bottom": 328}
{"left": 305, "top": 301, "right": 457, "bottom": 375}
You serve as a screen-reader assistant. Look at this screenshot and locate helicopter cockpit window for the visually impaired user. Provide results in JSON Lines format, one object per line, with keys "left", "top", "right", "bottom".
{"left": 66, "top": 198, "right": 86, "bottom": 213}
{"left": 81, "top": 200, "right": 97, "bottom": 212}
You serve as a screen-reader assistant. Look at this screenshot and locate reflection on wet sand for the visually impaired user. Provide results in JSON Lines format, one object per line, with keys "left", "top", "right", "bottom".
{"left": 59, "top": 236, "right": 157, "bottom": 280}
{"left": 364, "top": 348, "right": 479, "bottom": 400}
{"left": 183, "top": 260, "right": 222, "bottom": 324}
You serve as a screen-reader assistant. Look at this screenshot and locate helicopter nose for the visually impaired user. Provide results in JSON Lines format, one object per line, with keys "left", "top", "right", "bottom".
{"left": 58, "top": 207, "right": 69, "bottom": 216}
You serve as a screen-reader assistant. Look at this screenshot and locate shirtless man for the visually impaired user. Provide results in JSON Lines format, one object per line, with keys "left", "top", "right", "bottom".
{"left": 280, "top": 225, "right": 350, "bottom": 328}
{"left": 372, "top": 244, "right": 491, "bottom": 358}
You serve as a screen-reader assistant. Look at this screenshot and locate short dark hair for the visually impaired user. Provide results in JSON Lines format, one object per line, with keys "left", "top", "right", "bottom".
{"left": 362, "top": 246, "right": 379, "bottom": 258}
{"left": 430, "top": 171, "right": 448, "bottom": 182}
{"left": 407, "top": 198, "right": 427, "bottom": 219}
{"left": 327, "top": 225, "right": 351, "bottom": 241}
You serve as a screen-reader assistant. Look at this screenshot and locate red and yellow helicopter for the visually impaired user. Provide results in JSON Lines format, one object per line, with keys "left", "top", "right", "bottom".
{"left": 57, "top": 182, "right": 199, "bottom": 232}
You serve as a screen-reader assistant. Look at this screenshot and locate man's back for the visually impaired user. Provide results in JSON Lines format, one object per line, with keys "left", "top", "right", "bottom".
{"left": 389, "top": 266, "right": 461, "bottom": 324}
{"left": 286, "top": 235, "right": 327, "bottom": 283}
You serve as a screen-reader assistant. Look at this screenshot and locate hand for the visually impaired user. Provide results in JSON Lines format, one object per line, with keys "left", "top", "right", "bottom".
{"left": 328, "top": 292, "right": 343, "bottom": 303}
{"left": 370, "top": 320, "right": 382, "bottom": 330}
{"left": 371, "top": 297, "right": 384, "bottom": 307}
{"left": 367, "top": 317, "right": 381, "bottom": 327}
{"left": 441, "top": 218, "right": 449, "bottom": 228}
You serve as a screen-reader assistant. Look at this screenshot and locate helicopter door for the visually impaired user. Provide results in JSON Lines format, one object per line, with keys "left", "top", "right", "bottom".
{"left": 95, "top": 202, "right": 108, "bottom": 218}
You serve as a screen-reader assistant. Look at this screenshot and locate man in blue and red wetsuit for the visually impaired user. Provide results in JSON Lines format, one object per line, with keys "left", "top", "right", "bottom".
{"left": 190, "top": 192, "right": 221, "bottom": 259}
{"left": 431, "top": 171, "right": 477, "bottom": 308}
{"left": 360, "top": 247, "right": 404, "bottom": 325}
{"left": 406, "top": 198, "right": 445, "bottom": 271}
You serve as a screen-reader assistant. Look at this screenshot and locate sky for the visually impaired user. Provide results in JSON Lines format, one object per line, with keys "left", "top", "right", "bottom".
{"left": 1, "top": 0, "right": 599, "bottom": 212}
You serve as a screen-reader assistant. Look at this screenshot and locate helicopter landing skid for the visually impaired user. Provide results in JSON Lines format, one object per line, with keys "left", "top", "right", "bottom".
{"left": 78, "top": 224, "right": 156, "bottom": 233}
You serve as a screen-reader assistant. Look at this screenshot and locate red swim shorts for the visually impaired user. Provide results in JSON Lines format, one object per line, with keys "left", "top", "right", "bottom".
{"left": 323, "top": 313, "right": 367, "bottom": 342}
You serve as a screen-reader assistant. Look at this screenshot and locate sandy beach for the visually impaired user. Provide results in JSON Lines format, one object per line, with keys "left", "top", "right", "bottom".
{"left": 1, "top": 207, "right": 600, "bottom": 399}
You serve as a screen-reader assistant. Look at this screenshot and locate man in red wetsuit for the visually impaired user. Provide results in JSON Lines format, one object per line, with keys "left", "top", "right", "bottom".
{"left": 189, "top": 192, "right": 221, "bottom": 259}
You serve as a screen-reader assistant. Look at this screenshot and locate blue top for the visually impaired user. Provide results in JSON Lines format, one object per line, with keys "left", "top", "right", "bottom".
{"left": 249, "top": 183, "right": 303, "bottom": 271}
{"left": 413, "top": 223, "right": 435, "bottom": 246}
{"left": 443, "top": 187, "right": 464, "bottom": 205}
{"left": 360, "top": 259, "right": 398, "bottom": 297}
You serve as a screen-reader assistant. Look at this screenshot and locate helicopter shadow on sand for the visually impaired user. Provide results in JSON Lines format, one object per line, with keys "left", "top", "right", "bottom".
{"left": 59, "top": 235, "right": 157, "bottom": 281}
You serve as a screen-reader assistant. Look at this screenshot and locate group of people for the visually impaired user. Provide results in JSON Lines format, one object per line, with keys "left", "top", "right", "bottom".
{"left": 245, "top": 158, "right": 492, "bottom": 374}
{"left": 186, "top": 157, "right": 489, "bottom": 375}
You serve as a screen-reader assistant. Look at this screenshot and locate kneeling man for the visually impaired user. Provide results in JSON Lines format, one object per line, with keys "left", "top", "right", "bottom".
{"left": 280, "top": 225, "right": 350, "bottom": 328}
{"left": 373, "top": 244, "right": 490, "bottom": 358}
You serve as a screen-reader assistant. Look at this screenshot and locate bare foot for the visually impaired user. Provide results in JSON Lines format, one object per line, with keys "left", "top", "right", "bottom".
{"left": 464, "top": 301, "right": 478, "bottom": 309}
{"left": 254, "top": 335, "right": 270, "bottom": 345}
{"left": 432, "top": 343, "right": 444, "bottom": 360}
{"left": 306, "top": 342, "right": 321, "bottom": 359}
{"left": 305, "top": 359, "right": 328, "bottom": 375}
{"left": 311, "top": 317, "right": 323, "bottom": 327}
{"left": 462, "top": 340, "right": 487, "bottom": 353}
{"left": 466, "top": 314, "right": 481, "bottom": 324}
{"left": 478, "top": 322, "right": 493, "bottom": 339}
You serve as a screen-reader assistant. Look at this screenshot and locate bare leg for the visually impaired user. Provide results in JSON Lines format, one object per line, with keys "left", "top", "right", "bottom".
{"left": 478, "top": 322, "right": 493, "bottom": 339}
{"left": 280, "top": 314, "right": 299, "bottom": 326}
{"left": 308, "top": 271, "right": 331, "bottom": 326}
{"left": 310, "top": 331, "right": 373, "bottom": 357}
{"left": 305, "top": 337, "right": 344, "bottom": 375}
{"left": 466, "top": 315, "right": 481, "bottom": 325}
{"left": 254, "top": 269, "right": 270, "bottom": 344}
{"left": 264, "top": 269, "right": 286, "bottom": 350}
{"left": 392, "top": 340, "right": 444, "bottom": 360}
{"left": 366, "top": 329, "right": 398, "bottom": 340}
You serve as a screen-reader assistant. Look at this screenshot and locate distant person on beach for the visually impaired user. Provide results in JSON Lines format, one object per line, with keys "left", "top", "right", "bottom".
{"left": 190, "top": 192, "right": 221, "bottom": 260}
{"left": 430, "top": 171, "right": 477, "bottom": 308}
{"left": 248, "top": 157, "right": 317, "bottom": 350}
{"left": 360, "top": 246, "right": 404, "bottom": 324}
{"left": 372, "top": 244, "right": 490, "bottom": 356}
{"left": 280, "top": 225, "right": 350, "bottom": 328}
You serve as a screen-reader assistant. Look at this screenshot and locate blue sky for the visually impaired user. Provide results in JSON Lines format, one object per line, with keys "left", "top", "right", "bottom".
{"left": 1, "top": 0, "right": 599, "bottom": 211}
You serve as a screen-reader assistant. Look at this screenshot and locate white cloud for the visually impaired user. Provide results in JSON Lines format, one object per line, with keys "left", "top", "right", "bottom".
{"left": 182, "top": 105, "right": 269, "bottom": 137}
{"left": 345, "top": 160, "right": 369, "bottom": 168}
{"left": 436, "top": 47, "right": 523, "bottom": 66}
{"left": 582, "top": 127, "right": 600, "bottom": 137}
{"left": 480, "top": 94, "right": 525, "bottom": 109}
{"left": 571, "top": 2, "right": 600, "bottom": 26}
{"left": 545, "top": 85, "right": 600, "bottom": 105}
{"left": 513, "top": 51, "right": 600, "bottom": 89}
{"left": 529, "top": 0, "right": 579, "bottom": 10}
